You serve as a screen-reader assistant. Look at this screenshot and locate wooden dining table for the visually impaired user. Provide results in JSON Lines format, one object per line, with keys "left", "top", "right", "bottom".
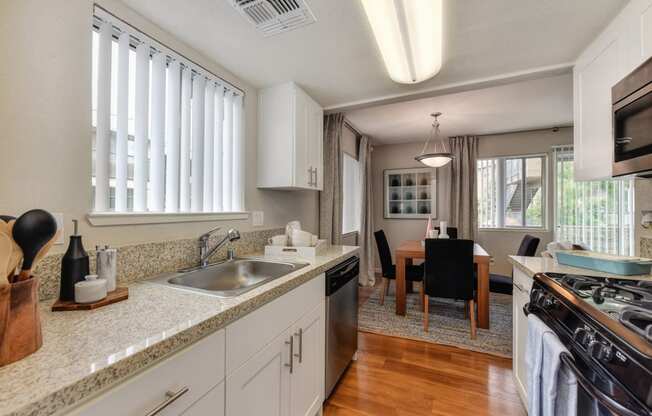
{"left": 394, "top": 240, "right": 492, "bottom": 329}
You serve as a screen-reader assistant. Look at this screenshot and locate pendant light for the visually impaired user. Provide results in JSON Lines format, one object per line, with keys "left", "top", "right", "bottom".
{"left": 415, "top": 112, "right": 453, "bottom": 168}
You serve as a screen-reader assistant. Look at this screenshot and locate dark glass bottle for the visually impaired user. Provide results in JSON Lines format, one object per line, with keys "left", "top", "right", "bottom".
{"left": 59, "top": 220, "right": 89, "bottom": 301}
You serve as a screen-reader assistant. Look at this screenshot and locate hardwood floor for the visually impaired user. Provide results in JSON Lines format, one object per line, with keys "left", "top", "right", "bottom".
{"left": 323, "top": 332, "right": 526, "bottom": 416}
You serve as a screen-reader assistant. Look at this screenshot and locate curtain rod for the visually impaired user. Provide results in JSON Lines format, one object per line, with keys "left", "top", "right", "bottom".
{"left": 344, "top": 120, "right": 363, "bottom": 137}
{"left": 93, "top": 3, "right": 245, "bottom": 96}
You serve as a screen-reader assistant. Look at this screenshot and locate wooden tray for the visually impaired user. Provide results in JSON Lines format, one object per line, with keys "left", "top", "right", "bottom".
{"left": 52, "top": 287, "right": 129, "bottom": 311}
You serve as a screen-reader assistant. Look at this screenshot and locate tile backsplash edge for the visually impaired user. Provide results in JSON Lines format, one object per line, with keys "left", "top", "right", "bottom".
{"left": 641, "top": 237, "right": 652, "bottom": 259}
{"left": 34, "top": 227, "right": 284, "bottom": 301}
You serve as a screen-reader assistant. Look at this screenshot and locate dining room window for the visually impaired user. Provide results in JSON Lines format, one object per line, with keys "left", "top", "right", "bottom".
{"left": 477, "top": 155, "right": 546, "bottom": 229}
{"left": 91, "top": 7, "right": 244, "bottom": 215}
{"left": 342, "top": 153, "right": 361, "bottom": 234}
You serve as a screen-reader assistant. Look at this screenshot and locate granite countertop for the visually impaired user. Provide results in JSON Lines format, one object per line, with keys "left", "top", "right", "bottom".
{"left": 0, "top": 246, "right": 359, "bottom": 416}
{"left": 509, "top": 255, "right": 652, "bottom": 281}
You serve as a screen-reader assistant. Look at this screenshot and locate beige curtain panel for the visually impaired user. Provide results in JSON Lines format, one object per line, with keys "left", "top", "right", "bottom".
{"left": 319, "top": 113, "right": 344, "bottom": 245}
{"left": 449, "top": 136, "right": 478, "bottom": 240}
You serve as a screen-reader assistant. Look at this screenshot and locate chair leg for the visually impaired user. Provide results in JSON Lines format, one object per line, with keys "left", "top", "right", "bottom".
{"left": 380, "top": 278, "right": 389, "bottom": 305}
{"left": 464, "top": 300, "right": 469, "bottom": 320}
{"left": 423, "top": 295, "right": 429, "bottom": 332}
{"left": 419, "top": 282, "right": 425, "bottom": 312}
{"left": 469, "top": 299, "right": 477, "bottom": 339}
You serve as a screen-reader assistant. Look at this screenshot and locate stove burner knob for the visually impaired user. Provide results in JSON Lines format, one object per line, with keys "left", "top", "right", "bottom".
{"left": 572, "top": 327, "right": 594, "bottom": 346}
{"left": 542, "top": 295, "right": 558, "bottom": 309}
{"left": 530, "top": 289, "right": 543, "bottom": 304}
{"left": 587, "top": 340, "right": 613, "bottom": 362}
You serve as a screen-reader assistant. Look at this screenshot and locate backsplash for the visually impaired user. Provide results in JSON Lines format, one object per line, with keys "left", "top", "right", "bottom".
{"left": 33, "top": 228, "right": 283, "bottom": 301}
{"left": 641, "top": 237, "right": 652, "bottom": 259}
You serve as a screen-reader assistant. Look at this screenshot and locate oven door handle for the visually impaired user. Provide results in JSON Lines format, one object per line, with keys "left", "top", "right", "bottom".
{"left": 559, "top": 352, "right": 647, "bottom": 416}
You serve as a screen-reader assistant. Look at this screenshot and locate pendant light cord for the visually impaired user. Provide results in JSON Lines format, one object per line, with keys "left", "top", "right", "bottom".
{"left": 419, "top": 114, "right": 442, "bottom": 156}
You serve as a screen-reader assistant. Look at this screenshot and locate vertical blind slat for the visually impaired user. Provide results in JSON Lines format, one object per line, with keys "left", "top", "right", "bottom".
{"left": 222, "top": 92, "right": 234, "bottom": 211}
{"left": 150, "top": 52, "right": 166, "bottom": 211}
{"left": 213, "top": 86, "right": 224, "bottom": 211}
{"left": 165, "top": 60, "right": 181, "bottom": 212}
{"left": 191, "top": 76, "right": 205, "bottom": 212}
{"left": 203, "top": 82, "right": 215, "bottom": 212}
{"left": 94, "top": 22, "right": 112, "bottom": 212}
{"left": 233, "top": 94, "right": 244, "bottom": 211}
{"left": 133, "top": 42, "right": 150, "bottom": 212}
{"left": 115, "top": 32, "right": 130, "bottom": 212}
{"left": 179, "top": 67, "right": 192, "bottom": 211}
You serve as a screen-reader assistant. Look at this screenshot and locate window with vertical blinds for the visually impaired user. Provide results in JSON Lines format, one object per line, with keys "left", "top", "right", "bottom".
{"left": 91, "top": 8, "right": 244, "bottom": 215}
{"left": 553, "top": 146, "right": 634, "bottom": 256}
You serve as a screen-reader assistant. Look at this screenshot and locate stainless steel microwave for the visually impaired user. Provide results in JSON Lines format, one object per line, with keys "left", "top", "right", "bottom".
{"left": 612, "top": 56, "right": 652, "bottom": 177}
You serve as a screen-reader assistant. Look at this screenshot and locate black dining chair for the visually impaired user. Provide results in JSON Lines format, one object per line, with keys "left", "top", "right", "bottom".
{"left": 423, "top": 238, "right": 476, "bottom": 339}
{"left": 434, "top": 226, "right": 457, "bottom": 239}
{"left": 479, "top": 234, "right": 540, "bottom": 295}
{"left": 374, "top": 230, "right": 424, "bottom": 305}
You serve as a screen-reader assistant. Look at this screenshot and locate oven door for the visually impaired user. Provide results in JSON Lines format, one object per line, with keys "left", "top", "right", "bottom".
{"left": 559, "top": 351, "right": 651, "bottom": 416}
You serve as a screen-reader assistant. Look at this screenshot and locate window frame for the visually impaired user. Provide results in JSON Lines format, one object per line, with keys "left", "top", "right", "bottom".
{"left": 90, "top": 6, "right": 247, "bottom": 225}
{"left": 477, "top": 153, "right": 548, "bottom": 232}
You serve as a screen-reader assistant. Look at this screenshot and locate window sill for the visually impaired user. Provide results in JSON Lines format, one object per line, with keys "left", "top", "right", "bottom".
{"left": 87, "top": 211, "right": 250, "bottom": 226}
{"left": 478, "top": 227, "right": 548, "bottom": 233}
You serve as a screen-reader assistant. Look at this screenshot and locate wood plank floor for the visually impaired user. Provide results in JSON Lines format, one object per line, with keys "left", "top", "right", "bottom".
{"left": 323, "top": 332, "right": 526, "bottom": 416}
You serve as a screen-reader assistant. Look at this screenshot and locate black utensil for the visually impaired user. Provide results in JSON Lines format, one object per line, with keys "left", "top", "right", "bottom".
{"left": 12, "top": 209, "right": 57, "bottom": 281}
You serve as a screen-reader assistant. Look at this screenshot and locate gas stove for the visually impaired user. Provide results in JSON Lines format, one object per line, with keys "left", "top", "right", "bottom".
{"left": 527, "top": 272, "right": 652, "bottom": 415}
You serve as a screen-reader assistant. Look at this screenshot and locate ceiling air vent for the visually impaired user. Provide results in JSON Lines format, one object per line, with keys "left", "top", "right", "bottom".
{"left": 232, "top": 0, "right": 316, "bottom": 36}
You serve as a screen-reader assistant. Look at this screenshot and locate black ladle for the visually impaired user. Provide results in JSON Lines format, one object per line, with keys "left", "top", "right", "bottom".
{"left": 12, "top": 209, "right": 57, "bottom": 281}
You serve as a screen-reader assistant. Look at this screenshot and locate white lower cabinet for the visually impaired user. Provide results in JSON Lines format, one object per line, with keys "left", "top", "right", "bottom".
{"left": 511, "top": 267, "right": 533, "bottom": 407}
{"left": 181, "top": 382, "right": 225, "bottom": 416}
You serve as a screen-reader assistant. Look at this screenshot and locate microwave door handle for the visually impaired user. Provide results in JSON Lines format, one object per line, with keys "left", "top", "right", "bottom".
{"left": 559, "top": 353, "right": 644, "bottom": 416}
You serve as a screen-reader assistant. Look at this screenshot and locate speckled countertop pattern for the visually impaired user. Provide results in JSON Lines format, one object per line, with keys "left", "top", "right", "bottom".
{"left": 0, "top": 246, "right": 359, "bottom": 416}
{"left": 508, "top": 255, "right": 652, "bottom": 281}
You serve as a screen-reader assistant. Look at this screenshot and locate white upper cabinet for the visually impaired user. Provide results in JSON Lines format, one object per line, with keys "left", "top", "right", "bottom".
{"left": 257, "top": 82, "right": 324, "bottom": 190}
{"left": 573, "top": 0, "right": 652, "bottom": 181}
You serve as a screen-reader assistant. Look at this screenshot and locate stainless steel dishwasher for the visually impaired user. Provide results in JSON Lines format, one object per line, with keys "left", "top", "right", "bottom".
{"left": 324, "top": 255, "right": 359, "bottom": 398}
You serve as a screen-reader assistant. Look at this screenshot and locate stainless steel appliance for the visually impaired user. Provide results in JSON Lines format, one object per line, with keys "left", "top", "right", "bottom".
{"left": 525, "top": 273, "right": 651, "bottom": 415}
{"left": 325, "top": 256, "right": 359, "bottom": 398}
{"left": 613, "top": 56, "right": 652, "bottom": 177}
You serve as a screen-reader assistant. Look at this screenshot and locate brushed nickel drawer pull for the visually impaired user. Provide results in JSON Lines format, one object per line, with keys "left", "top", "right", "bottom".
{"left": 144, "top": 386, "right": 189, "bottom": 416}
{"left": 285, "top": 337, "right": 294, "bottom": 373}
{"left": 294, "top": 328, "right": 303, "bottom": 363}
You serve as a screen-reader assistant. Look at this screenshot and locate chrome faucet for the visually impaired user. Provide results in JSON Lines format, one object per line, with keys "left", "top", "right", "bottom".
{"left": 198, "top": 227, "right": 241, "bottom": 268}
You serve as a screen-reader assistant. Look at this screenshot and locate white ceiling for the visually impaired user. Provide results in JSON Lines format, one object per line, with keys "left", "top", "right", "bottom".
{"left": 120, "top": 0, "right": 625, "bottom": 109}
{"left": 345, "top": 74, "right": 573, "bottom": 145}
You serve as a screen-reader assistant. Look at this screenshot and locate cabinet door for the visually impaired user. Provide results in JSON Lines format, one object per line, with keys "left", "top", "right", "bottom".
{"left": 574, "top": 30, "right": 623, "bottom": 181}
{"left": 512, "top": 269, "right": 530, "bottom": 407}
{"left": 293, "top": 87, "right": 311, "bottom": 189}
{"left": 290, "top": 301, "right": 325, "bottom": 416}
{"left": 181, "top": 382, "right": 224, "bottom": 416}
{"left": 226, "top": 329, "right": 292, "bottom": 416}
{"left": 310, "top": 100, "right": 324, "bottom": 190}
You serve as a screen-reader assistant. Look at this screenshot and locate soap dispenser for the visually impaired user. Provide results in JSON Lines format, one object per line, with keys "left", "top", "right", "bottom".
{"left": 59, "top": 219, "right": 90, "bottom": 301}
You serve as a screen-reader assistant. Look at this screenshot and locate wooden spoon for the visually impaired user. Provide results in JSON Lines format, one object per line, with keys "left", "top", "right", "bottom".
{"left": 0, "top": 233, "right": 12, "bottom": 287}
{"left": 4, "top": 221, "right": 23, "bottom": 283}
{"left": 0, "top": 215, "right": 16, "bottom": 223}
{"left": 12, "top": 209, "right": 58, "bottom": 282}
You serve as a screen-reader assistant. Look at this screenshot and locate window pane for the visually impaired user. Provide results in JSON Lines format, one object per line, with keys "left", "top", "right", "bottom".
{"left": 504, "top": 158, "right": 523, "bottom": 226}
{"left": 477, "top": 159, "right": 498, "bottom": 228}
{"left": 342, "top": 153, "right": 361, "bottom": 234}
{"left": 525, "top": 157, "right": 543, "bottom": 227}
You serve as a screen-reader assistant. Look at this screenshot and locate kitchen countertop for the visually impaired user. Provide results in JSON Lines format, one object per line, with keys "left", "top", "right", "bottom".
{"left": 509, "top": 255, "right": 652, "bottom": 281}
{"left": 0, "top": 246, "right": 359, "bottom": 416}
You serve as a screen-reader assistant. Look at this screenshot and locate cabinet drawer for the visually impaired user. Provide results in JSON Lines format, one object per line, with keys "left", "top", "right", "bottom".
{"left": 512, "top": 268, "right": 533, "bottom": 294}
{"left": 226, "top": 274, "right": 324, "bottom": 375}
{"left": 68, "top": 329, "right": 225, "bottom": 416}
{"left": 181, "top": 381, "right": 224, "bottom": 416}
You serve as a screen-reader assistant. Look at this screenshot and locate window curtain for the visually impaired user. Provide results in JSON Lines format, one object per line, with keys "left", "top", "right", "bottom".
{"left": 358, "top": 135, "right": 375, "bottom": 286}
{"left": 319, "top": 113, "right": 344, "bottom": 245}
{"left": 449, "top": 136, "right": 479, "bottom": 239}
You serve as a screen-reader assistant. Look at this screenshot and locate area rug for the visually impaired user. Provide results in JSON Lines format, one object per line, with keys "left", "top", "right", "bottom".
{"left": 359, "top": 283, "right": 513, "bottom": 358}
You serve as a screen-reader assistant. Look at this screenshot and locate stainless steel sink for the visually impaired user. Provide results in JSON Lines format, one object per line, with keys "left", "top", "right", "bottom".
{"left": 148, "top": 258, "right": 309, "bottom": 297}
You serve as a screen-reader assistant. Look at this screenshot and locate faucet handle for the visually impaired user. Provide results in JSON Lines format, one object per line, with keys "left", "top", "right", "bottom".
{"left": 199, "top": 226, "right": 222, "bottom": 240}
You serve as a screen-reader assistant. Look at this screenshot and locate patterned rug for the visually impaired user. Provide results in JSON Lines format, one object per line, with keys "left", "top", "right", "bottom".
{"left": 359, "top": 283, "right": 513, "bottom": 358}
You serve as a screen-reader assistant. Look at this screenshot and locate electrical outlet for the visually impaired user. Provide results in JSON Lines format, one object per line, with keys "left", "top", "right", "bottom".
{"left": 52, "top": 213, "right": 64, "bottom": 244}
{"left": 252, "top": 211, "right": 264, "bottom": 227}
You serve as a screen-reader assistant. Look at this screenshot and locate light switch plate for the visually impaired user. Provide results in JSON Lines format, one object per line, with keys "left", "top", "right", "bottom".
{"left": 52, "top": 213, "right": 64, "bottom": 245}
{"left": 252, "top": 211, "right": 264, "bottom": 227}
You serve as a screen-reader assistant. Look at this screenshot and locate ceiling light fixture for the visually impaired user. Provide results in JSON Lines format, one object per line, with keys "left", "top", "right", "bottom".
{"left": 415, "top": 112, "right": 453, "bottom": 168}
{"left": 360, "top": 0, "right": 443, "bottom": 84}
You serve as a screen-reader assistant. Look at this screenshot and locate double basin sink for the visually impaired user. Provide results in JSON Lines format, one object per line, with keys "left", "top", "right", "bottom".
{"left": 149, "top": 258, "right": 309, "bottom": 297}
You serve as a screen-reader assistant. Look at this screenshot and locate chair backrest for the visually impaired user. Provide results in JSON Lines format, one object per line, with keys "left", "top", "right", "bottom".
{"left": 517, "top": 234, "right": 540, "bottom": 257}
{"left": 434, "top": 226, "right": 458, "bottom": 239}
{"left": 374, "top": 230, "right": 393, "bottom": 277}
{"left": 424, "top": 239, "right": 475, "bottom": 300}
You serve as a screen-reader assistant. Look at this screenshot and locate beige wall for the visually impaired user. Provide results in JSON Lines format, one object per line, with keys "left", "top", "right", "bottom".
{"left": 0, "top": 0, "right": 318, "bottom": 254}
{"left": 371, "top": 128, "right": 572, "bottom": 274}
